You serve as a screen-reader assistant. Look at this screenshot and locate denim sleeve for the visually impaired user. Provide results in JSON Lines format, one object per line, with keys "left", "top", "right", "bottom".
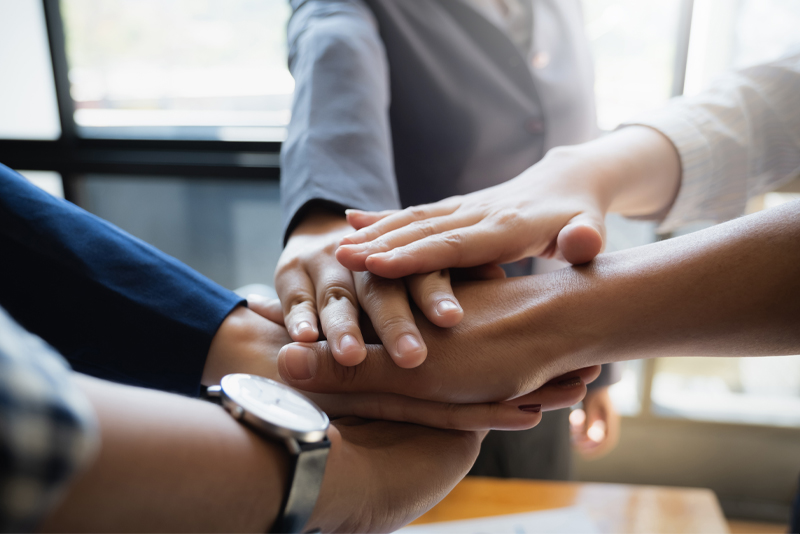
{"left": 281, "top": 0, "right": 401, "bottom": 240}
{"left": 0, "top": 164, "right": 244, "bottom": 396}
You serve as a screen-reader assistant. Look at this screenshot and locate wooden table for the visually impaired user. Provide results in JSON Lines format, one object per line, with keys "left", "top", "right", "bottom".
{"left": 410, "top": 477, "right": 729, "bottom": 533}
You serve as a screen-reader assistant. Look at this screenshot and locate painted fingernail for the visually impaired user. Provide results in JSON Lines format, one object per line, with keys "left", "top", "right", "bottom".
{"left": 339, "top": 334, "right": 362, "bottom": 354}
{"left": 435, "top": 299, "right": 461, "bottom": 316}
{"left": 396, "top": 334, "right": 424, "bottom": 357}
{"left": 558, "top": 377, "right": 583, "bottom": 388}
{"left": 518, "top": 404, "right": 542, "bottom": 413}
{"left": 283, "top": 345, "right": 317, "bottom": 380}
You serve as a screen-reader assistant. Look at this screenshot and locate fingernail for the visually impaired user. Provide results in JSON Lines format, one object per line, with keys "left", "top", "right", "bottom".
{"left": 435, "top": 299, "right": 461, "bottom": 316}
{"left": 518, "top": 404, "right": 542, "bottom": 413}
{"left": 369, "top": 251, "right": 394, "bottom": 262}
{"left": 339, "top": 334, "right": 362, "bottom": 354}
{"left": 283, "top": 345, "right": 316, "bottom": 380}
{"left": 295, "top": 321, "right": 314, "bottom": 337}
{"left": 345, "top": 209, "right": 363, "bottom": 215}
{"left": 558, "top": 377, "right": 583, "bottom": 388}
{"left": 342, "top": 231, "right": 369, "bottom": 245}
{"left": 246, "top": 293, "right": 266, "bottom": 304}
{"left": 396, "top": 334, "right": 423, "bottom": 357}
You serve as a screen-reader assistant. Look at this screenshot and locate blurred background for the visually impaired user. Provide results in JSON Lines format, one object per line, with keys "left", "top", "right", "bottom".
{"left": 1, "top": 0, "right": 800, "bottom": 525}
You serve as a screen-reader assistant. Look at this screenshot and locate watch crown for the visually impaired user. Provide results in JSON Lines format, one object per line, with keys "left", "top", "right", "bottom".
{"left": 232, "top": 405, "right": 245, "bottom": 419}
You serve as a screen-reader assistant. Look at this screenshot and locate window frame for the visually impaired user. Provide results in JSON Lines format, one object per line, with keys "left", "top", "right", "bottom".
{"left": 0, "top": 0, "right": 281, "bottom": 202}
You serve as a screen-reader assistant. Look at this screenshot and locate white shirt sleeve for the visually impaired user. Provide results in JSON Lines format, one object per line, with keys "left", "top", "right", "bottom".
{"left": 628, "top": 53, "right": 800, "bottom": 233}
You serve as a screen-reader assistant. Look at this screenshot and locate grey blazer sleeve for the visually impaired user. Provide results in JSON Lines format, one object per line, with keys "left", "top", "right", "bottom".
{"left": 281, "top": 0, "right": 401, "bottom": 240}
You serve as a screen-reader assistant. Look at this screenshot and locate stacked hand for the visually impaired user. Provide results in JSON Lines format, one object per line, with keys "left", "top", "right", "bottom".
{"left": 204, "top": 302, "right": 598, "bottom": 431}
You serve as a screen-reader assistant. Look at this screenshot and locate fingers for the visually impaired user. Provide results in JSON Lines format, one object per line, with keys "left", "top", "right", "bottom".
{"left": 354, "top": 272, "right": 427, "bottom": 368}
{"left": 507, "top": 371, "right": 593, "bottom": 413}
{"left": 405, "top": 271, "right": 463, "bottom": 328}
{"left": 313, "top": 273, "right": 368, "bottom": 367}
{"left": 315, "top": 392, "right": 542, "bottom": 431}
{"left": 274, "top": 266, "right": 320, "bottom": 342}
{"left": 278, "top": 342, "right": 441, "bottom": 400}
{"left": 337, "top": 211, "right": 477, "bottom": 272}
{"left": 361, "top": 226, "right": 510, "bottom": 279}
{"left": 556, "top": 211, "right": 606, "bottom": 265}
{"left": 340, "top": 200, "right": 460, "bottom": 246}
{"left": 246, "top": 295, "right": 284, "bottom": 325}
{"left": 344, "top": 209, "right": 395, "bottom": 231}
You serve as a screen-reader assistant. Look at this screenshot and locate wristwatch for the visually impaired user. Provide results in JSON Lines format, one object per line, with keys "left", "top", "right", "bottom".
{"left": 205, "top": 374, "right": 331, "bottom": 533}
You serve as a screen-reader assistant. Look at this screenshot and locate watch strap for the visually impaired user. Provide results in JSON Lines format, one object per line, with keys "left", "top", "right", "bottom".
{"left": 272, "top": 440, "right": 330, "bottom": 533}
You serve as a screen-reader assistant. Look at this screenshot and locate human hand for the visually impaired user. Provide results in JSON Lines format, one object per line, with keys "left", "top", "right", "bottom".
{"left": 275, "top": 271, "right": 605, "bottom": 405}
{"left": 275, "top": 211, "right": 465, "bottom": 369}
{"left": 336, "top": 147, "right": 609, "bottom": 277}
{"left": 204, "top": 300, "right": 585, "bottom": 431}
{"left": 308, "top": 418, "right": 483, "bottom": 533}
{"left": 336, "top": 126, "right": 682, "bottom": 279}
{"left": 570, "top": 386, "right": 621, "bottom": 459}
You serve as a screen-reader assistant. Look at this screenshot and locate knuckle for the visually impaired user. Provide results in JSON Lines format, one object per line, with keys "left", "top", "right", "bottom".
{"left": 411, "top": 220, "right": 437, "bottom": 239}
{"left": 376, "top": 314, "right": 413, "bottom": 335}
{"left": 407, "top": 205, "right": 429, "bottom": 219}
{"left": 320, "top": 283, "right": 357, "bottom": 308}
{"left": 440, "top": 233, "right": 464, "bottom": 263}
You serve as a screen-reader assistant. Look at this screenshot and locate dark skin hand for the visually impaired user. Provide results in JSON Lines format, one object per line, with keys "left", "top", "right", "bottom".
{"left": 204, "top": 303, "right": 597, "bottom": 431}
{"left": 276, "top": 201, "right": 800, "bottom": 404}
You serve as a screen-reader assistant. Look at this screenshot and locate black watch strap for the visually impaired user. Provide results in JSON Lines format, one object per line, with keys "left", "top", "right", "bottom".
{"left": 271, "top": 440, "right": 330, "bottom": 533}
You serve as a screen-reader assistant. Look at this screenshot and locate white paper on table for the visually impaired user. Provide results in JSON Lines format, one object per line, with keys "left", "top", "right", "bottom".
{"left": 397, "top": 506, "right": 600, "bottom": 534}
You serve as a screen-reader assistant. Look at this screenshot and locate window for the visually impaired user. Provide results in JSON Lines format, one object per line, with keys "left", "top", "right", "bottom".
{"left": 60, "top": 0, "right": 292, "bottom": 141}
{"left": 0, "top": 0, "right": 61, "bottom": 140}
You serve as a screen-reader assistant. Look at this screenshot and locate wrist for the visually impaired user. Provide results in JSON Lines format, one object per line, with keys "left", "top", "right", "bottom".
{"left": 203, "top": 306, "right": 282, "bottom": 386}
{"left": 290, "top": 209, "right": 351, "bottom": 240}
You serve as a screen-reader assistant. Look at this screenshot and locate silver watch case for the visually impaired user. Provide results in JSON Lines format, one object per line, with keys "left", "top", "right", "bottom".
{"left": 207, "top": 374, "right": 329, "bottom": 452}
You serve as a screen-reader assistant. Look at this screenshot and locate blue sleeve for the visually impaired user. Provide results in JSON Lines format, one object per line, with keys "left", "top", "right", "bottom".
{"left": 281, "top": 0, "right": 401, "bottom": 240}
{"left": 0, "top": 164, "right": 244, "bottom": 396}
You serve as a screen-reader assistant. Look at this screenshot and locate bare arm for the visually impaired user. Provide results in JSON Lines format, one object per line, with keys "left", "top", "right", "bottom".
{"left": 40, "top": 374, "right": 288, "bottom": 532}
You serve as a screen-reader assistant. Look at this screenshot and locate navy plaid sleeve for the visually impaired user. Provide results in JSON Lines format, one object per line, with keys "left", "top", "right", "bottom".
{"left": 0, "top": 306, "right": 99, "bottom": 533}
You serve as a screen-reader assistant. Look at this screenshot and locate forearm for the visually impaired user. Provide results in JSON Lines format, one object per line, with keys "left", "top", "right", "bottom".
{"left": 421, "top": 201, "right": 800, "bottom": 389}
{"left": 558, "top": 200, "right": 800, "bottom": 367}
{"left": 41, "top": 374, "right": 288, "bottom": 533}
{"left": 542, "top": 125, "right": 682, "bottom": 218}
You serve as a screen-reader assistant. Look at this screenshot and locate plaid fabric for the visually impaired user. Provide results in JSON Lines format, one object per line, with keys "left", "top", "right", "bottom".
{"left": 0, "top": 306, "right": 98, "bottom": 533}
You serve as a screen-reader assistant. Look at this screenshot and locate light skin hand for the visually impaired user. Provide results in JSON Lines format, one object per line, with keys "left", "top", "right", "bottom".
{"left": 570, "top": 386, "right": 621, "bottom": 459}
{"left": 203, "top": 302, "right": 576, "bottom": 431}
{"left": 275, "top": 210, "right": 464, "bottom": 369}
{"left": 41, "top": 375, "right": 483, "bottom": 533}
{"left": 336, "top": 126, "right": 681, "bottom": 278}
{"left": 279, "top": 200, "right": 800, "bottom": 403}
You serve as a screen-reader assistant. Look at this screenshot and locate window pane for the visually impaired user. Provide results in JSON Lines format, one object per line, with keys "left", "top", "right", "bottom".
{"left": 74, "top": 176, "right": 284, "bottom": 290}
{"left": 652, "top": 356, "right": 800, "bottom": 427}
{"left": 684, "top": 0, "right": 800, "bottom": 96}
{"left": 582, "top": 0, "right": 682, "bottom": 130}
{"left": 0, "top": 0, "right": 61, "bottom": 140}
{"left": 17, "top": 170, "right": 65, "bottom": 198}
{"left": 60, "top": 0, "right": 292, "bottom": 141}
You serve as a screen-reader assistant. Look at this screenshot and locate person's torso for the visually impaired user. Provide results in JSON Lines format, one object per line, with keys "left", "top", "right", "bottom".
{"left": 364, "top": 0, "right": 596, "bottom": 206}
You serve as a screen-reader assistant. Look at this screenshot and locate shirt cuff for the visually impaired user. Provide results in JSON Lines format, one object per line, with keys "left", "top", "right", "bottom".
{"left": 623, "top": 104, "right": 718, "bottom": 233}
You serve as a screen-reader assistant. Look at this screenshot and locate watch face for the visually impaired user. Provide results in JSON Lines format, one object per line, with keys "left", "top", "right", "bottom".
{"left": 221, "top": 374, "right": 329, "bottom": 440}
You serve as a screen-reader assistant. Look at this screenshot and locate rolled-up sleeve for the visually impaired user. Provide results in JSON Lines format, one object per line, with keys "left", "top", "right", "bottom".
{"left": 281, "top": 0, "right": 401, "bottom": 240}
{"left": 0, "top": 307, "right": 99, "bottom": 533}
{"left": 628, "top": 53, "right": 800, "bottom": 232}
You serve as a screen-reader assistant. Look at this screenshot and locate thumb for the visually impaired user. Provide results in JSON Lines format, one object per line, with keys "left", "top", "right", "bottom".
{"left": 556, "top": 210, "right": 606, "bottom": 265}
